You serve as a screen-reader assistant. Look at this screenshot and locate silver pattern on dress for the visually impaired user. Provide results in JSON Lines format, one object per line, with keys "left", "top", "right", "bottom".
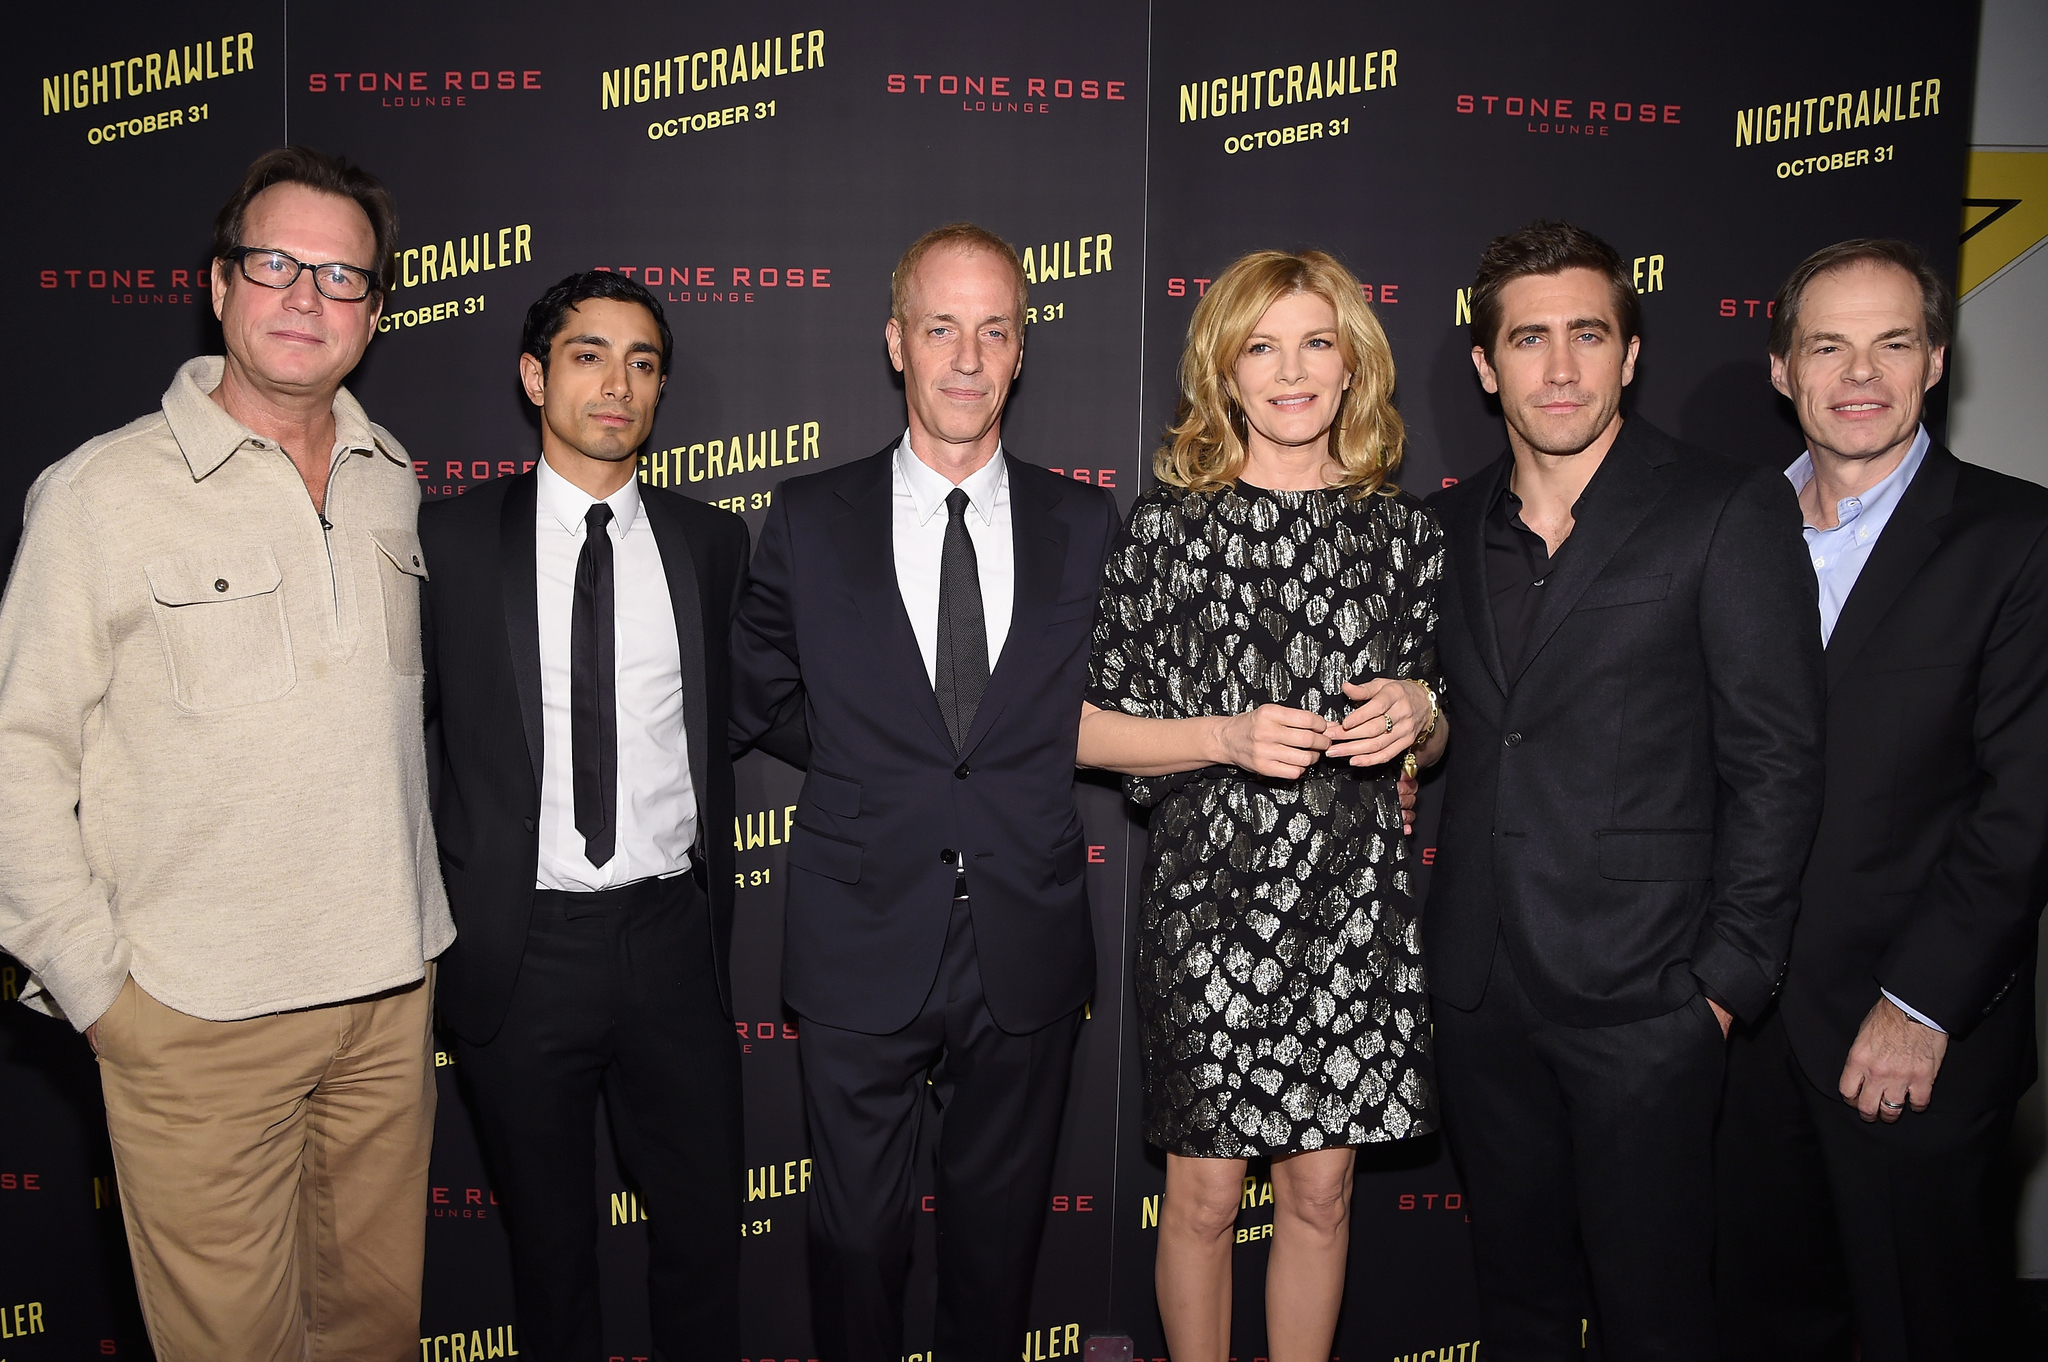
{"left": 1088, "top": 482, "right": 1445, "bottom": 1156}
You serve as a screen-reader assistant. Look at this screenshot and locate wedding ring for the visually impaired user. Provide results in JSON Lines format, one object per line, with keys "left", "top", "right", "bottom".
{"left": 1383, "top": 714, "right": 1395, "bottom": 733}
{"left": 1879, "top": 1098, "right": 1905, "bottom": 1111}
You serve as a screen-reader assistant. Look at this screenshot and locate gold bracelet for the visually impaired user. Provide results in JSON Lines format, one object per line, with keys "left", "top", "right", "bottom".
{"left": 1401, "top": 680, "right": 1440, "bottom": 784}
{"left": 1410, "top": 679, "right": 1440, "bottom": 748}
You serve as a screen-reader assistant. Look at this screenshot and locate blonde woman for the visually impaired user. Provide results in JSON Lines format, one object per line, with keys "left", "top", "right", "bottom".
{"left": 1078, "top": 250, "right": 1447, "bottom": 1361}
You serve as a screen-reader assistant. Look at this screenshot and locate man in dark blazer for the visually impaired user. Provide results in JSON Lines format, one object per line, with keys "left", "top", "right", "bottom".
{"left": 1422, "top": 221, "right": 1826, "bottom": 1359}
{"left": 730, "top": 224, "right": 1118, "bottom": 1362}
{"left": 1715, "top": 240, "right": 2048, "bottom": 1360}
{"left": 421, "top": 272, "right": 782, "bottom": 1359}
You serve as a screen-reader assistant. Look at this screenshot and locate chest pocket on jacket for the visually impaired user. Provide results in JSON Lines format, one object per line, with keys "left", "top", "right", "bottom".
{"left": 367, "top": 528, "right": 429, "bottom": 676}
{"left": 145, "top": 547, "right": 296, "bottom": 711}
{"left": 1572, "top": 572, "right": 1671, "bottom": 612}
{"left": 1046, "top": 594, "right": 1095, "bottom": 626}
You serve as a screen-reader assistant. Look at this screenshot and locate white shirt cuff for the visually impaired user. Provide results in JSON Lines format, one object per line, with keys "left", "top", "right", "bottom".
{"left": 1881, "top": 988, "right": 1947, "bottom": 1033}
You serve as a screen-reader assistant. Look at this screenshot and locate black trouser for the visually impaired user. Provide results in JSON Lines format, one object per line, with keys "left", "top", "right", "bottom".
{"left": 457, "top": 872, "right": 742, "bottom": 1362}
{"left": 1714, "top": 1004, "right": 2018, "bottom": 1361}
{"left": 797, "top": 893, "right": 1080, "bottom": 1362}
{"left": 1432, "top": 940, "right": 1726, "bottom": 1362}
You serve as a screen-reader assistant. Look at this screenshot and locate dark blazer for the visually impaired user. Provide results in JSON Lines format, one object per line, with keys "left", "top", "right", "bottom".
{"left": 420, "top": 470, "right": 753, "bottom": 1044}
{"left": 1781, "top": 444, "right": 2048, "bottom": 1112}
{"left": 730, "top": 444, "right": 1121, "bottom": 1035}
{"left": 1424, "top": 418, "right": 1826, "bottom": 1028}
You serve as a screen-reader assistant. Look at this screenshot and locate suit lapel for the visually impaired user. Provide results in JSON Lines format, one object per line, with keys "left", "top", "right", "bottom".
{"left": 1823, "top": 445, "right": 1959, "bottom": 691}
{"left": 826, "top": 448, "right": 955, "bottom": 751}
{"left": 498, "top": 473, "right": 545, "bottom": 790}
{"left": 1510, "top": 423, "right": 1670, "bottom": 684}
{"left": 960, "top": 456, "right": 1067, "bottom": 757}
{"left": 1452, "top": 457, "right": 1512, "bottom": 696}
{"left": 639, "top": 491, "right": 712, "bottom": 842}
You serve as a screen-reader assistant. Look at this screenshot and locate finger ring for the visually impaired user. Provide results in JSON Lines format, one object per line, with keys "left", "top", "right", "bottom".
{"left": 1384, "top": 715, "right": 1395, "bottom": 733}
{"left": 1879, "top": 1098, "right": 1905, "bottom": 1111}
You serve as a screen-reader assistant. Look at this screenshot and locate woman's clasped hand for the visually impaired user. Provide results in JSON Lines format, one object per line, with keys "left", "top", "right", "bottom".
{"left": 1214, "top": 677, "right": 1433, "bottom": 777}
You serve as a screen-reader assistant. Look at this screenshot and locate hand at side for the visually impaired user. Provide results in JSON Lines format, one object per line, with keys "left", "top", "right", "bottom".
{"left": 1838, "top": 995, "right": 1948, "bottom": 1122}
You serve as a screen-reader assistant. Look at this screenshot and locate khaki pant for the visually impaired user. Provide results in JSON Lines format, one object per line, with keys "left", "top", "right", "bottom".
{"left": 94, "top": 970, "right": 436, "bottom": 1362}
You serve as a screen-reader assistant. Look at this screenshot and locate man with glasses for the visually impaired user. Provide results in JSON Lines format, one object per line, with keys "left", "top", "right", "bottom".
{"left": 0, "top": 146, "right": 452, "bottom": 1360}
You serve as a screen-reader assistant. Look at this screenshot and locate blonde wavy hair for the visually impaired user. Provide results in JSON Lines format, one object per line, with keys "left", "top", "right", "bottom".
{"left": 1157, "top": 249, "right": 1404, "bottom": 497}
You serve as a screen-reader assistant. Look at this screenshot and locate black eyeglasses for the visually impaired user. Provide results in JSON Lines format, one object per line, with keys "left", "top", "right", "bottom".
{"left": 224, "top": 247, "right": 382, "bottom": 302}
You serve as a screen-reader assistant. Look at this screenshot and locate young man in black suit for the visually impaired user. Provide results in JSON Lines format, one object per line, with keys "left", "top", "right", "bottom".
{"left": 421, "top": 272, "right": 775, "bottom": 1358}
{"left": 1422, "top": 221, "right": 1826, "bottom": 1358}
{"left": 730, "top": 224, "right": 1119, "bottom": 1362}
{"left": 1715, "top": 240, "right": 2048, "bottom": 1359}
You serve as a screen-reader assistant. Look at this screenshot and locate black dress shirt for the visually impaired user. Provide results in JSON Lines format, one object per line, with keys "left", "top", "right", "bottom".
{"left": 1485, "top": 473, "right": 1567, "bottom": 675}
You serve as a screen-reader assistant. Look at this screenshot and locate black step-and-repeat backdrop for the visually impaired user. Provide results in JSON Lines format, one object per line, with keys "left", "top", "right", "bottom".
{"left": 5, "top": 3, "right": 1977, "bottom": 1358}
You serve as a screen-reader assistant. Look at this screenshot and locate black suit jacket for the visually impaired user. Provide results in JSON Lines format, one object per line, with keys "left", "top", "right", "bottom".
{"left": 420, "top": 470, "right": 752, "bottom": 1044}
{"left": 1424, "top": 419, "right": 1826, "bottom": 1028}
{"left": 730, "top": 444, "right": 1120, "bottom": 1035}
{"left": 1781, "top": 444, "right": 2048, "bottom": 1111}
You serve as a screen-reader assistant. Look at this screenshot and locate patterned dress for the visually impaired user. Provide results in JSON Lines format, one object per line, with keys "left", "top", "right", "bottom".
{"left": 1087, "top": 481, "right": 1445, "bottom": 1157}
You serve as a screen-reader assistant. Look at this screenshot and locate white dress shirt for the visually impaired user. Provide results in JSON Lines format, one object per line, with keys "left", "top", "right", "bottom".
{"left": 1784, "top": 427, "right": 1942, "bottom": 1031}
{"left": 534, "top": 456, "right": 696, "bottom": 891}
{"left": 892, "top": 432, "right": 1014, "bottom": 687}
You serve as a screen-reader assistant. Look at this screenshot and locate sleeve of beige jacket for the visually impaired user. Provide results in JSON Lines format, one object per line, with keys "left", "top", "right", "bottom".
{"left": 0, "top": 470, "right": 128, "bottom": 1028}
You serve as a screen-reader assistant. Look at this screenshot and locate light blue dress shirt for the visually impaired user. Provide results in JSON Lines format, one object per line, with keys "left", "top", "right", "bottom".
{"left": 1785, "top": 425, "right": 1930, "bottom": 646}
{"left": 1784, "top": 424, "right": 1941, "bottom": 1030}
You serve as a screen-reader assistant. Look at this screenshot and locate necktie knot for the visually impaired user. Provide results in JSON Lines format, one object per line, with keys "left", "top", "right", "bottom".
{"left": 585, "top": 502, "right": 614, "bottom": 537}
{"left": 946, "top": 487, "right": 970, "bottom": 522}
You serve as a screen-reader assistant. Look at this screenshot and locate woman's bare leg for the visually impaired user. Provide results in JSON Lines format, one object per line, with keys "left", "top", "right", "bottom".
{"left": 1266, "top": 1146, "right": 1356, "bottom": 1362}
{"left": 1156, "top": 1153, "right": 1247, "bottom": 1362}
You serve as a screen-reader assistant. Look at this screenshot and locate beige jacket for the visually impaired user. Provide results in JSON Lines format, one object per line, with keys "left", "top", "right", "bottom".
{"left": 0, "top": 357, "right": 454, "bottom": 1026}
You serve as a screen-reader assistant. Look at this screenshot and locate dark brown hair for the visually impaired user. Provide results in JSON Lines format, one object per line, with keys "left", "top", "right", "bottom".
{"left": 891, "top": 222, "right": 1028, "bottom": 326}
{"left": 1469, "top": 219, "right": 1641, "bottom": 360}
{"left": 211, "top": 146, "right": 399, "bottom": 292}
{"left": 1768, "top": 238, "right": 1952, "bottom": 357}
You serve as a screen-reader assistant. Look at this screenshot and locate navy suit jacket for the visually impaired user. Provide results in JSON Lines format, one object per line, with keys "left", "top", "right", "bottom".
{"left": 730, "top": 444, "right": 1120, "bottom": 1035}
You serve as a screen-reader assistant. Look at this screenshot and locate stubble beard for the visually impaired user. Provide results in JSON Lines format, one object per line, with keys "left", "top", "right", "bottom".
{"left": 1508, "top": 390, "right": 1620, "bottom": 459}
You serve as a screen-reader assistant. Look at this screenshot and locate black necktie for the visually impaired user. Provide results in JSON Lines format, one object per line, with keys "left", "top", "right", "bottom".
{"left": 571, "top": 502, "right": 617, "bottom": 867}
{"left": 934, "top": 487, "right": 990, "bottom": 752}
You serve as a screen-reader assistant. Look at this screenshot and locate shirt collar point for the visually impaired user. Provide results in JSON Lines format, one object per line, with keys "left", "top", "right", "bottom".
{"left": 536, "top": 455, "right": 643, "bottom": 537}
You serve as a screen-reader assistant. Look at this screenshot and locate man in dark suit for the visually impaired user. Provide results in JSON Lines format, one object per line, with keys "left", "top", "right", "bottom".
{"left": 730, "top": 224, "right": 1119, "bottom": 1362}
{"left": 1714, "top": 240, "right": 2048, "bottom": 1360}
{"left": 1422, "top": 221, "right": 1826, "bottom": 1358}
{"left": 421, "top": 271, "right": 777, "bottom": 1359}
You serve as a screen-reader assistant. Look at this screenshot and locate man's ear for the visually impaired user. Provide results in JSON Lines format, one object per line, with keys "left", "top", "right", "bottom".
{"left": 1620, "top": 334, "right": 1641, "bottom": 387}
{"left": 1769, "top": 352, "right": 1793, "bottom": 400}
{"left": 1924, "top": 345, "right": 1946, "bottom": 391}
{"left": 885, "top": 317, "right": 905, "bottom": 373}
{"left": 1469, "top": 346, "right": 1500, "bottom": 396}
{"left": 518, "top": 351, "right": 547, "bottom": 407}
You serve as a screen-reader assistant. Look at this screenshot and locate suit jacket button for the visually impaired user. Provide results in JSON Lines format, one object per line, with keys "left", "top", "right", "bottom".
{"left": 524, "top": 817, "right": 537, "bottom": 833}
{"left": 955, "top": 763, "right": 970, "bottom": 779}
{"left": 1504, "top": 732, "right": 1523, "bottom": 747}
{"left": 941, "top": 848, "right": 956, "bottom": 864}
